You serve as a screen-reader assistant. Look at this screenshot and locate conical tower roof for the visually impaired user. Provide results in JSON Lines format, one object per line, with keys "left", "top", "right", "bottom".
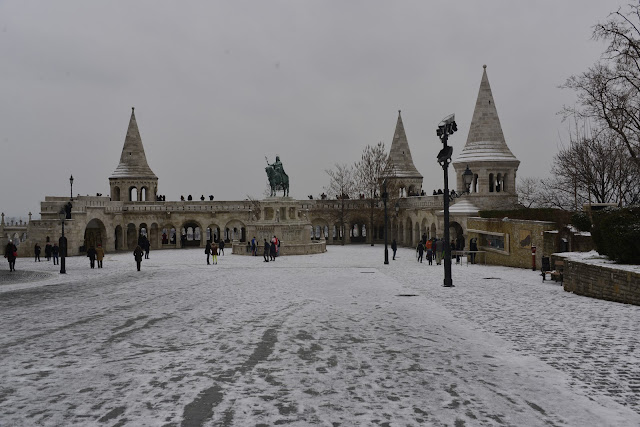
{"left": 111, "top": 108, "right": 157, "bottom": 179}
{"left": 454, "top": 66, "right": 518, "bottom": 163}
{"left": 388, "top": 111, "right": 422, "bottom": 179}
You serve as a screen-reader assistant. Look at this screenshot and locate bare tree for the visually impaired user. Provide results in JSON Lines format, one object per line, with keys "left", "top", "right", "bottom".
{"left": 516, "top": 177, "right": 544, "bottom": 208}
{"left": 353, "top": 142, "right": 394, "bottom": 246}
{"left": 324, "top": 163, "right": 357, "bottom": 245}
{"left": 562, "top": 3, "right": 640, "bottom": 169}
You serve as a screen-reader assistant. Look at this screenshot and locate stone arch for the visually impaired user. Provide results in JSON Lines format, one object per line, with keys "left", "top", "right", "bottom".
{"left": 496, "top": 173, "right": 502, "bottom": 193}
{"left": 113, "top": 186, "right": 121, "bottom": 201}
{"left": 405, "top": 217, "right": 413, "bottom": 247}
{"left": 349, "top": 217, "right": 367, "bottom": 243}
{"left": 126, "top": 223, "right": 137, "bottom": 250}
{"left": 181, "top": 220, "right": 203, "bottom": 247}
{"left": 224, "top": 219, "right": 247, "bottom": 242}
{"left": 312, "top": 218, "right": 329, "bottom": 240}
{"left": 449, "top": 221, "right": 465, "bottom": 249}
{"left": 161, "top": 224, "right": 177, "bottom": 246}
{"left": 115, "top": 225, "right": 123, "bottom": 250}
{"left": 206, "top": 223, "right": 221, "bottom": 243}
{"left": 84, "top": 218, "right": 107, "bottom": 252}
{"left": 150, "top": 223, "right": 159, "bottom": 249}
{"left": 140, "top": 187, "right": 148, "bottom": 201}
{"left": 129, "top": 186, "right": 138, "bottom": 202}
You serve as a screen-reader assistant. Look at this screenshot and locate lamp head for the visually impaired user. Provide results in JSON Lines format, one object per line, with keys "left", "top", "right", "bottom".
{"left": 69, "top": 175, "right": 74, "bottom": 185}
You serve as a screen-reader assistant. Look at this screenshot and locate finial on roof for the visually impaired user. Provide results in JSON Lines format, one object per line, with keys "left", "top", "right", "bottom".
{"left": 132, "top": 107, "right": 135, "bottom": 112}
{"left": 398, "top": 109, "right": 401, "bottom": 115}
{"left": 483, "top": 64, "right": 487, "bottom": 69}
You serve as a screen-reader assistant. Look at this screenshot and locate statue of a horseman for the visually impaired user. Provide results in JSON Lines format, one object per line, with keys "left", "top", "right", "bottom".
{"left": 265, "top": 156, "right": 289, "bottom": 197}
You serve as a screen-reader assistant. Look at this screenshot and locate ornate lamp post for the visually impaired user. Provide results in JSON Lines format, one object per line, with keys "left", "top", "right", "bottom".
{"left": 69, "top": 175, "right": 74, "bottom": 200}
{"left": 449, "top": 165, "right": 474, "bottom": 200}
{"left": 436, "top": 114, "right": 458, "bottom": 287}
{"left": 58, "top": 208, "right": 67, "bottom": 274}
{"left": 382, "top": 179, "right": 389, "bottom": 264}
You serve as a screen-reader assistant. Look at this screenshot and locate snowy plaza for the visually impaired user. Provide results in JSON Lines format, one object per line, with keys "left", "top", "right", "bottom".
{"left": 1, "top": 246, "right": 640, "bottom": 426}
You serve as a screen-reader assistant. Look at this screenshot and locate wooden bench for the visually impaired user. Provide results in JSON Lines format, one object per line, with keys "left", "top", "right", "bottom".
{"left": 542, "top": 259, "right": 564, "bottom": 284}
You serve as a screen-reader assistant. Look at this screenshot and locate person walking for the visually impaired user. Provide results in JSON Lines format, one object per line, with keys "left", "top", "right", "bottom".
{"left": 134, "top": 245, "right": 144, "bottom": 271}
{"left": 44, "top": 242, "right": 52, "bottom": 261}
{"left": 416, "top": 241, "right": 424, "bottom": 263}
{"left": 34, "top": 243, "right": 41, "bottom": 262}
{"left": 205, "top": 240, "right": 212, "bottom": 265}
{"left": 263, "top": 239, "right": 270, "bottom": 262}
{"left": 87, "top": 246, "right": 97, "bottom": 269}
{"left": 96, "top": 244, "right": 105, "bottom": 268}
{"left": 435, "top": 238, "right": 444, "bottom": 265}
{"left": 426, "top": 238, "right": 433, "bottom": 265}
{"left": 273, "top": 235, "right": 279, "bottom": 257}
{"left": 52, "top": 243, "right": 59, "bottom": 265}
{"left": 270, "top": 239, "right": 277, "bottom": 261}
{"left": 391, "top": 239, "right": 397, "bottom": 260}
{"left": 251, "top": 236, "right": 257, "bottom": 256}
{"left": 211, "top": 242, "right": 218, "bottom": 265}
{"left": 143, "top": 236, "right": 150, "bottom": 259}
{"left": 5, "top": 240, "right": 17, "bottom": 272}
{"left": 219, "top": 239, "right": 225, "bottom": 256}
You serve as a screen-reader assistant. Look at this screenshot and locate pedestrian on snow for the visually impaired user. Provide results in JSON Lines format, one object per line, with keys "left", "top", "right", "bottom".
{"left": 219, "top": 239, "right": 225, "bottom": 255}
{"left": 263, "top": 239, "right": 270, "bottom": 262}
{"left": 272, "top": 235, "right": 279, "bottom": 257}
{"left": 133, "top": 245, "right": 144, "bottom": 271}
{"left": 5, "top": 240, "right": 17, "bottom": 272}
{"left": 52, "top": 243, "right": 59, "bottom": 265}
{"left": 469, "top": 238, "right": 478, "bottom": 264}
{"left": 211, "top": 242, "right": 218, "bottom": 265}
{"left": 34, "top": 243, "right": 41, "bottom": 262}
{"left": 251, "top": 236, "right": 257, "bottom": 256}
{"left": 205, "top": 240, "right": 212, "bottom": 265}
{"left": 435, "top": 238, "right": 444, "bottom": 265}
{"left": 426, "top": 238, "right": 433, "bottom": 265}
{"left": 416, "top": 241, "right": 424, "bottom": 263}
{"left": 96, "top": 244, "right": 105, "bottom": 268}
{"left": 391, "top": 239, "right": 397, "bottom": 260}
{"left": 87, "top": 246, "right": 97, "bottom": 269}
{"left": 270, "top": 240, "right": 277, "bottom": 261}
{"left": 421, "top": 233, "right": 427, "bottom": 245}
{"left": 44, "top": 242, "right": 52, "bottom": 261}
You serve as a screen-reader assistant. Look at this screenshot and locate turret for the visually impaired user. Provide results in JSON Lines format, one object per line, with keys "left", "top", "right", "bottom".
{"left": 386, "top": 110, "right": 423, "bottom": 197}
{"left": 109, "top": 108, "right": 158, "bottom": 202}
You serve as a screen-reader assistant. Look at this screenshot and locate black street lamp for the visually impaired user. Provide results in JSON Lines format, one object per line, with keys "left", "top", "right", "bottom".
{"left": 449, "top": 165, "right": 474, "bottom": 200}
{"left": 69, "top": 175, "right": 74, "bottom": 200}
{"left": 436, "top": 114, "right": 458, "bottom": 287}
{"left": 382, "top": 179, "right": 389, "bottom": 264}
{"left": 58, "top": 208, "right": 67, "bottom": 274}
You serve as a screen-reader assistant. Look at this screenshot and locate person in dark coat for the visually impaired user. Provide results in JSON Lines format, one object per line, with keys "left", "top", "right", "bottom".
{"left": 251, "top": 237, "right": 257, "bottom": 256}
{"left": 52, "top": 243, "right": 59, "bottom": 265}
{"left": 416, "top": 241, "right": 424, "bottom": 263}
{"left": 143, "top": 236, "right": 150, "bottom": 259}
{"left": 205, "top": 240, "right": 212, "bottom": 265}
{"left": 134, "top": 245, "right": 144, "bottom": 271}
{"left": 269, "top": 240, "right": 277, "bottom": 261}
{"left": 87, "top": 246, "right": 97, "bottom": 269}
{"left": 5, "top": 240, "right": 17, "bottom": 271}
{"left": 469, "top": 237, "right": 478, "bottom": 264}
{"left": 44, "top": 242, "right": 52, "bottom": 261}
{"left": 435, "top": 238, "right": 444, "bottom": 265}
{"left": 34, "top": 243, "right": 41, "bottom": 262}
{"left": 391, "top": 239, "right": 397, "bottom": 260}
{"left": 263, "top": 239, "right": 270, "bottom": 262}
{"left": 219, "top": 239, "right": 225, "bottom": 255}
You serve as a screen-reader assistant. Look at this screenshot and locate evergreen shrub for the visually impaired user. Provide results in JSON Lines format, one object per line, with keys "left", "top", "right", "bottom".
{"left": 571, "top": 211, "right": 592, "bottom": 232}
{"left": 591, "top": 206, "right": 640, "bottom": 264}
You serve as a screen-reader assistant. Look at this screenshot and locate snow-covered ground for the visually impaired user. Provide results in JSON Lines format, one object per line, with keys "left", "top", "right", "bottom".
{"left": 1, "top": 246, "right": 639, "bottom": 426}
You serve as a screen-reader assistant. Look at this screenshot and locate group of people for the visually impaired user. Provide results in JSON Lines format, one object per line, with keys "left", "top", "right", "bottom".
{"left": 204, "top": 240, "right": 222, "bottom": 265}
{"left": 414, "top": 233, "right": 470, "bottom": 265}
{"left": 33, "top": 242, "right": 61, "bottom": 264}
{"left": 85, "top": 245, "right": 105, "bottom": 268}
{"left": 263, "top": 236, "right": 279, "bottom": 262}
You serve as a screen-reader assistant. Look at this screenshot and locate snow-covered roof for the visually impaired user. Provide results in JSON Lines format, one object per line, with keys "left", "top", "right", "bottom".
{"left": 110, "top": 108, "right": 157, "bottom": 180}
{"left": 387, "top": 111, "right": 423, "bottom": 180}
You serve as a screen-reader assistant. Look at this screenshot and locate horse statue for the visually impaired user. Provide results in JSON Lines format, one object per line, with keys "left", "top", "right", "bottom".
{"left": 265, "top": 164, "right": 289, "bottom": 197}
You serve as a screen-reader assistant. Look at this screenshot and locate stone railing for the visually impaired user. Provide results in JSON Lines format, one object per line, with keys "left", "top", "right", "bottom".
{"left": 556, "top": 254, "right": 640, "bottom": 306}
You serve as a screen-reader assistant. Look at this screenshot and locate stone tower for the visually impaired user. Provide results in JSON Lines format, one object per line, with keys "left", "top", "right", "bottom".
{"left": 387, "top": 110, "right": 423, "bottom": 196}
{"left": 109, "top": 108, "right": 158, "bottom": 202}
{"left": 452, "top": 66, "right": 520, "bottom": 210}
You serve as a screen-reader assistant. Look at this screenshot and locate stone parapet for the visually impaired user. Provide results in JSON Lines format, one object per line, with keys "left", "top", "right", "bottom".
{"left": 558, "top": 254, "right": 640, "bottom": 306}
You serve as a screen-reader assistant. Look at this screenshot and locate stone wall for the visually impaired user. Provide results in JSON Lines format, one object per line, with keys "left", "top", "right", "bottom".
{"left": 557, "top": 255, "right": 640, "bottom": 306}
{"left": 467, "top": 218, "right": 557, "bottom": 269}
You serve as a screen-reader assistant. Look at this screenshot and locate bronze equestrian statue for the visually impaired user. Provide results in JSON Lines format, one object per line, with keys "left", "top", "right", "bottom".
{"left": 265, "top": 156, "right": 289, "bottom": 197}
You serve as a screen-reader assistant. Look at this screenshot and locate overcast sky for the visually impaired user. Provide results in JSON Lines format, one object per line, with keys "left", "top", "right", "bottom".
{"left": 0, "top": 0, "right": 616, "bottom": 219}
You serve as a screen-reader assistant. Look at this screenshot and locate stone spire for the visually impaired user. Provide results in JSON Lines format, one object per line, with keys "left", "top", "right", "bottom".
{"left": 388, "top": 110, "right": 422, "bottom": 179}
{"left": 454, "top": 65, "right": 518, "bottom": 163}
{"left": 111, "top": 108, "right": 157, "bottom": 179}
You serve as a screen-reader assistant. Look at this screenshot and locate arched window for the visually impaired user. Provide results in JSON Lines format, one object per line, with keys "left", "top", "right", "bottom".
{"left": 324, "top": 226, "right": 329, "bottom": 239}
{"left": 502, "top": 173, "right": 508, "bottom": 192}
{"left": 489, "top": 173, "right": 494, "bottom": 192}
{"left": 113, "top": 186, "right": 121, "bottom": 201}
{"left": 141, "top": 187, "right": 147, "bottom": 201}
{"left": 130, "top": 187, "right": 138, "bottom": 201}
{"left": 496, "top": 174, "right": 502, "bottom": 192}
